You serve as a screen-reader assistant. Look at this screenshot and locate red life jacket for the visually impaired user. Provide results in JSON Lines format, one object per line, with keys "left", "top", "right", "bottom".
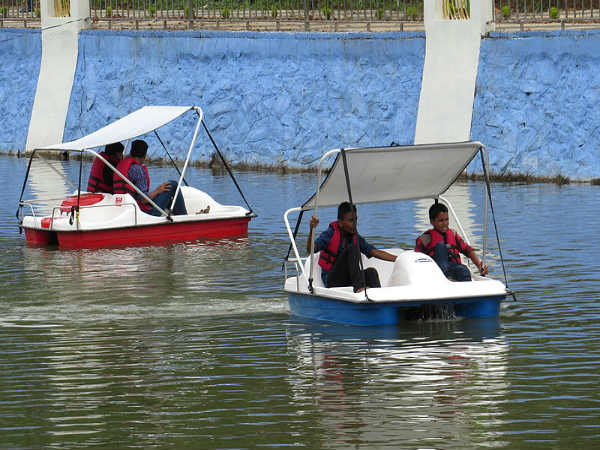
{"left": 318, "top": 221, "right": 358, "bottom": 272}
{"left": 418, "top": 229, "right": 463, "bottom": 264}
{"left": 87, "top": 152, "right": 119, "bottom": 193}
{"left": 113, "top": 157, "right": 151, "bottom": 212}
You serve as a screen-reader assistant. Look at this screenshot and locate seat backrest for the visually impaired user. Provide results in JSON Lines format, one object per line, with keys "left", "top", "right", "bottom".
{"left": 362, "top": 248, "right": 404, "bottom": 287}
{"left": 303, "top": 252, "right": 325, "bottom": 287}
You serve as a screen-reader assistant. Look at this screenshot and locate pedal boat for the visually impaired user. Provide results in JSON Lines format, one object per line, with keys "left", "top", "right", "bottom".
{"left": 18, "top": 106, "right": 255, "bottom": 249}
{"left": 283, "top": 142, "right": 512, "bottom": 326}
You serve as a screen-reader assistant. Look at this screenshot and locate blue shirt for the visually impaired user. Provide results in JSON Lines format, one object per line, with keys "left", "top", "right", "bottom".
{"left": 128, "top": 163, "right": 149, "bottom": 204}
{"left": 314, "top": 223, "right": 375, "bottom": 286}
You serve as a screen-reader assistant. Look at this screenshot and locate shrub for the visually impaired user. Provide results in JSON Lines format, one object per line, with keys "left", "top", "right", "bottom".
{"left": 406, "top": 5, "right": 418, "bottom": 20}
{"left": 550, "top": 6, "right": 558, "bottom": 19}
{"left": 321, "top": 6, "right": 332, "bottom": 20}
{"left": 376, "top": 7, "right": 384, "bottom": 19}
{"left": 221, "top": 7, "right": 230, "bottom": 18}
{"left": 106, "top": 5, "right": 112, "bottom": 17}
{"left": 1, "top": 6, "right": 8, "bottom": 17}
{"left": 149, "top": 5, "right": 156, "bottom": 16}
{"left": 501, "top": 5, "right": 510, "bottom": 18}
{"left": 35, "top": 7, "right": 40, "bottom": 17}
{"left": 271, "top": 4, "right": 278, "bottom": 18}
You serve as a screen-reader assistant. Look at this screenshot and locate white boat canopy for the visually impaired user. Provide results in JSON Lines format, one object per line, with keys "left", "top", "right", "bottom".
{"left": 302, "top": 141, "right": 484, "bottom": 210}
{"left": 38, "top": 106, "right": 199, "bottom": 151}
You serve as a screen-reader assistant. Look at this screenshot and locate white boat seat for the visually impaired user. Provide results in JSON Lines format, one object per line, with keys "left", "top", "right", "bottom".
{"left": 304, "top": 248, "right": 405, "bottom": 289}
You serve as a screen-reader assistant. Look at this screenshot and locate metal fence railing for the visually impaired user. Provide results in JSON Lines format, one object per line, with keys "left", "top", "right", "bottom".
{"left": 86, "top": 0, "right": 425, "bottom": 22}
{"left": 0, "top": 0, "right": 40, "bottom": 18}
{"left": 495, "top": 0, "right": 600, "bottom": 21}
{"left": 2, "top": 0, "right": 600, "bottom": 25}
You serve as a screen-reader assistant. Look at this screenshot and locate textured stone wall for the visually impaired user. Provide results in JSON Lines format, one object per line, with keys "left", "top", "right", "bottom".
{"left": 0, "top": 29, "right": 41, "bottom": 153}
{"left": 64, "top": 30, "right": 425, "bottom": 168}
{"left": 472, "top": 30, "right": 600, "bottom": 180}
{"left": 4, "top": 28, "right": 600, "bottom": 180}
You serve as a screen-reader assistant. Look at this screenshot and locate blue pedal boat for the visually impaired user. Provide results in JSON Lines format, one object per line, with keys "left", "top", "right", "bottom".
{"left": 282, "top": 141, "right": 512, "bottom": 326}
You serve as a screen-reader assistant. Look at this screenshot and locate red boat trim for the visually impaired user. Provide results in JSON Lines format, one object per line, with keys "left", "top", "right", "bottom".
{"left": 53, "top": 216, "right": 251, "bottom": 249}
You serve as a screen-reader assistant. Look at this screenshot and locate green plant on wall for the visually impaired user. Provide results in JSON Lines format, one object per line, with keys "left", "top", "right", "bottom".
{"left": 376, "top": 7, "right": 384, "bottom": 19}
{"left": 502, "top": 5, "right": 510, "bottom": 18}
{"left": 406, "top": 5, "right": 418, "bottom": 20}
{"left": 550, "top": 6, "right": 558, "bottom": 19}
{"left": 271, "top": 3, "right": 278, "bottom": 18}
{"left": 149, "top": 5, "right": 156, "bottom": 16}
{"left": 1, "top": 6, "right": 8, "bottom": 17}
{"left": 221, "top": 7, "right": 230, "bottom": 18}
{"left": 321, "top": 4, "right": 332, "bottom": 19}
{"left": 106, "top": 5, "right": 112, "bottom": 17}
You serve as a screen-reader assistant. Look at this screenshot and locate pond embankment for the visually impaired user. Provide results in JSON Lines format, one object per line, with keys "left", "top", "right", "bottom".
{"left": 1, "top": 27, "right": 599, "bottom": 180}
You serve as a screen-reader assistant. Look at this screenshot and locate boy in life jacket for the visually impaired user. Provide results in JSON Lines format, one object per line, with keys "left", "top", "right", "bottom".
{"left": 307, "top": 202, "right": 397, "bottom": 293}
{"left": 415, "top": 203, "right": 488, "bottom": 281}
{"left": 114, "top": 139, "right": 187, "bottom": 216}
{"left": 87, "top": 142, "right": 124, "bottom": 194}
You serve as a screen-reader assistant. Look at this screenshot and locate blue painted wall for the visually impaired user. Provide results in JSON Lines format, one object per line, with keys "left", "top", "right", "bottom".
{"left": 472, "top": 30, "right": 600, "bottom": 179}
{"left": 3, "top": 28, "right": 600, "bottom": 179}
{"left": 0, "top": 29, "right": 41, "bottom": 153}
{"left": 65, "top": 30, "right": 425, "bottom": 168}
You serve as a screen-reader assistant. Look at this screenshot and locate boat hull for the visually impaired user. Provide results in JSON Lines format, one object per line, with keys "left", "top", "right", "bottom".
{"left": 24, "top": 216, "right": 251, "bottom": 249}
{"left": 287, "top": 292, "right": 504, "bottom": 326}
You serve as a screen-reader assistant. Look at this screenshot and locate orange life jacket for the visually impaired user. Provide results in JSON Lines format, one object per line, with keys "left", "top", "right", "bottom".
{"left": 113, "top": 157, "right": 151, "bottom": 212}
{"left": 87, "top": 152, "right": 119, "bottom": 193}
{"left": 318, "top": 221, "right": 357, "bottom": 272}
{"left": 418, "top": 229, "right": 463, "bottom": 264}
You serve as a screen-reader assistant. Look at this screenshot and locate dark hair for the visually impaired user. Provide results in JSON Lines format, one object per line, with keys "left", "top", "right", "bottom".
{"left": 429, "top": 202, "right": 448, "bottom": 221}
{"left": 130, "top": 140, "right": 148, "bottom": 158}
{"left": 104, "top": 142, "right": 124, "bottom": 156}
{"left": 337, "top": 201, "right": 357, "bottom": 220}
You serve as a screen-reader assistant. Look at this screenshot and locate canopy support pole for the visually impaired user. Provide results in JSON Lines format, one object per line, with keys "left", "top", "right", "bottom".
{"left": 340, "top": 148, "right": 372, "bottom": 302}
{"left": 16, "top": 151, "right": 35, "bottom": 231}
{"left": 170, "top": 110, "right": 203, "bottom": 215}
{"left": 201, "top": 118, "right": 254, "bottom": 216}
{"left": 154, "top": 130, "right": 189, "bottom": 187}
{"left": 479, "top": 147, "right": 516, "bottom": 301}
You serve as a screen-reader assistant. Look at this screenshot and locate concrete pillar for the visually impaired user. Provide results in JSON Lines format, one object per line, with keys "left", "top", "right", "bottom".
{"left": 26, "top": 0, "right": 89, "bottom": 150}
{"left": 414, "top": 0, "right": 494, "bottom": 252}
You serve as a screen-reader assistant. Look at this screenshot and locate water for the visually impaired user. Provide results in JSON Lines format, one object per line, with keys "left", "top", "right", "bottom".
{"left": 1, "top": 156, "right": 599, "bottom": 449}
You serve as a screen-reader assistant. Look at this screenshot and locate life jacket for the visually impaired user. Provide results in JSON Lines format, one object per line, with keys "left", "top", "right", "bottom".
{"left": 113, "top": 157, "right": 151, "bottom": 212}
{"left": 318, "top": 221, "right": 358, "bottom": 272}
{"left": 87, "top": 152, "right": 119, "bottom": 194}
{"left": 418, "top": 229, "right": 463, "bottom": 264}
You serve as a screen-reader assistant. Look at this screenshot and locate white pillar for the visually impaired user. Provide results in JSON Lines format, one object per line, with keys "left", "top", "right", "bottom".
{"left": 26, "top": 0, "right": 89, "bottom": 150}
{"left": 414, "top": 0, "right": 494, "bottom": 252}
{"left": 414, "top": 0, "right": 493, "bottom": 145}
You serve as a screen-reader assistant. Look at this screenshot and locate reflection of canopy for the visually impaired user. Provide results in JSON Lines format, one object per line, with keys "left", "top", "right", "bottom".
{"left": 38, "top": 106, "right": 198, "bottom": 151}
{"left": 302, "top": 141, "right": 483, "bottom": 210}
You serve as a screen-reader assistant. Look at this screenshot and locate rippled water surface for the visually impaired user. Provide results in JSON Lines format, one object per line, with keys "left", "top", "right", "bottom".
{"left": 1, "top": 156, "right": 599, "bottom": 449}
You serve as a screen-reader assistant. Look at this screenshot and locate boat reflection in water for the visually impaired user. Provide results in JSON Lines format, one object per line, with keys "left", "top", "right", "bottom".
{"left": 20, "top": 237, "right": 251, "bottom": 307}
{"left": 25, "top": 157, "right": 72, "bottom": 217}
{"left": 285, "top": 319, "right": 508, "bottom": 447}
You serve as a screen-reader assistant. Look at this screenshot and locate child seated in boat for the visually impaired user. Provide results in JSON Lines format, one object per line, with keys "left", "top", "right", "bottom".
{"left": 308, "top": 202, "right": 397, "bottom": 292}
{"left": 415, "top": 202, "right": 488, "bottom": 281}
{"left": 87, "top": 142, "right": 124, "bottom": 194}
{"left": 113, "top": 140, "right": 187, "bottom": 216}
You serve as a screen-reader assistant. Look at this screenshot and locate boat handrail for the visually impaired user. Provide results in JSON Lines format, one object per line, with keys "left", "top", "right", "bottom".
{"left": 50, "top": 201, "right": 139, "bottom": 230}
{"left": 284, "top": 206, "right": 309, "bottom": 283}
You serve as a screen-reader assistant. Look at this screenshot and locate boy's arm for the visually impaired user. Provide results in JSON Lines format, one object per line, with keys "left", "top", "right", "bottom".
{"left": 371, "top": 248, "right": 397, "bottom": 262}
{"left": 466, "top": 249, "right": 489, "bottom": 276}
